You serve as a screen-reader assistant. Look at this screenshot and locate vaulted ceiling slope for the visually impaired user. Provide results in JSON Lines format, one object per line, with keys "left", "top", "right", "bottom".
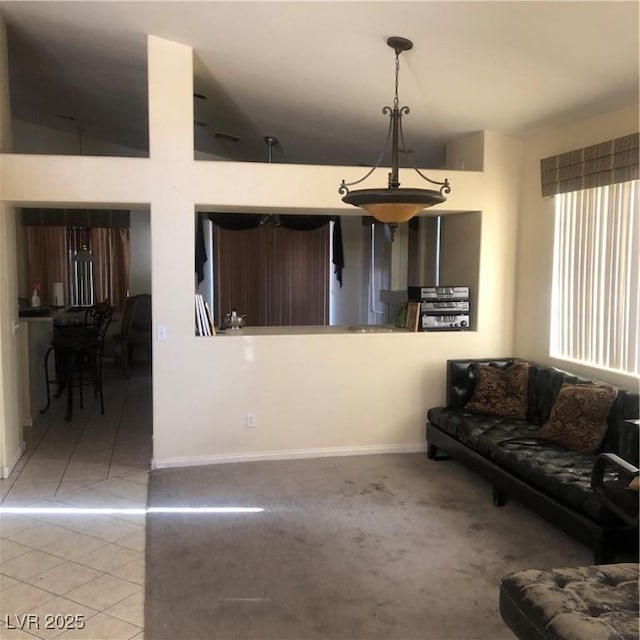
{"left": 1, "top": 1, "right": 638, "bottom": 166}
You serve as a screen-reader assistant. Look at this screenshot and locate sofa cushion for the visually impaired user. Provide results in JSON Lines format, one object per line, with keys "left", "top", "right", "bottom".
{"left": 499, "top": 564, "right": 639, "bottom": 640}
{"left": 486, "top": 437, "right": 615, "bottom": 522}
{"left": 465, "top": 362, "right": 529, "bottom": 419}
{"left": 428, "top": 408, "right": 620, "bottom": 523}
{"left": 428, "top": 407, "right": 535, "bottom": 455}
{"left": 537, "top": 383, "right": 618, "bottom": 454}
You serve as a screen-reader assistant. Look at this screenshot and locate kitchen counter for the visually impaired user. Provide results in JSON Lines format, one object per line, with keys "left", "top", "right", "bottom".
{"left": 214, "top": 324, "right": 408, "bottom": 336}
{"left": 17, "top": 316, "right": 55, "bottom": 426}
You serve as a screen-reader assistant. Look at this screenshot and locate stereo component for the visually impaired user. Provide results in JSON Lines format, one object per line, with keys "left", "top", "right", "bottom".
{"left": 408, "top": 286, "right": 469, "bottom": 300}
{"left": 408, "top": 285, "right": 470, "bottom": 332}
{"left": 421, "top": 314, "right": 470, "bottom": 331}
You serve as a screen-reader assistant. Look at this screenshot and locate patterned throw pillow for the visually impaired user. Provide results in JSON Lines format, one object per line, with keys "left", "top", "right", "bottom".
{"left": 537, "top": 383, "right": 618, "bottom": 454}
{"left": 464, "top": 362, "right": 529, "bottom": 419}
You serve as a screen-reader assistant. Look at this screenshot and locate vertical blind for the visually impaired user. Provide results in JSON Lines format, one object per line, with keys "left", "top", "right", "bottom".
{"left": 551, "top": 180, "right": 639, "bottom": 375}
{"left": 67, "top": 226, "right": 94, "bottom": 306}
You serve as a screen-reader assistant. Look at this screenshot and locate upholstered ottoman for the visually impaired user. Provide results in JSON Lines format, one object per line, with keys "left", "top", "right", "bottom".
{"left": 499, "top": 564, "right": 639, "bottom": 640}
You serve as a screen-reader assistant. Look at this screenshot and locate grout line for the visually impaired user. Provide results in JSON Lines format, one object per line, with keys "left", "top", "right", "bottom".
{"left": 106, "top": 374, "right": 132, "bottom": 480}
{"left": 0, "top": 521, "right": 144, "bottom": 561}
{"left": 0, "top": 535, "right": 146, "bottom": 589}
{"left": 0, "top": 570, "right": 101, "bottom": 611}
{"left": 0, "top": 403, "right": 65, "bottom": 504}
{"left": 53, "top": 406, "right": 97, "bottom": 497}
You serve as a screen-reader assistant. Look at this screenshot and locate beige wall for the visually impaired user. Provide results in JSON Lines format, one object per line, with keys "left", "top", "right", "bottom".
{"left": 446, "top": 131, "right": 485, "bottom": 172}
{"left": 0, "top": 15, "right": 24, "bottom": 476}
{"left": 0, "top": 36, "right": 524, "bottom": 469}
{"left": 157, "top": 129, "right": 521, "bottom": 467}
{"left": 514, "top": 104, "right": 639, "bottom": 389}
{"left": 0, "top": 203, "right": 24, "bottom": 477}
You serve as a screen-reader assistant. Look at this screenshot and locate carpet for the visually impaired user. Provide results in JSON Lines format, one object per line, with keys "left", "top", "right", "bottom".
{"left": 145, "top": 453, "right": 591, "bottom": 640}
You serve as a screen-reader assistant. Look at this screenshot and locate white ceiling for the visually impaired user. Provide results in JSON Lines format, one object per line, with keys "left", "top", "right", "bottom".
{"left": 1, "top": 1, "right": 638, "bottom": 167}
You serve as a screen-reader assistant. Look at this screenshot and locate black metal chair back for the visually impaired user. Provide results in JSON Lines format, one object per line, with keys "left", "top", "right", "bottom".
{"left": 85, "top": 303, "right": 114, "bottom": 340}
{"left": 42, "top": 303, "right": 114, "bottom": 420}
{"left": 72, "top": 304, "right": 114, "bottom": 418}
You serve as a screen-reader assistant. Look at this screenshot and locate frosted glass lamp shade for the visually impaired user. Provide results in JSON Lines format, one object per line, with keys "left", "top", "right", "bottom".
{"left": 342, "top": 187, "right": 446, "bottom": 224}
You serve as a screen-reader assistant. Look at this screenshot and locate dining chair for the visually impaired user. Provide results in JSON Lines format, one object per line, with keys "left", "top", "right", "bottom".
{"left": 74, "top": 303, "right": 114, "bottom": 416}
{"left": 103, "top": 296, "right": 139, "bottom": 377}
{"left": 42, "top": 302, "right": 114, "bottom": 420}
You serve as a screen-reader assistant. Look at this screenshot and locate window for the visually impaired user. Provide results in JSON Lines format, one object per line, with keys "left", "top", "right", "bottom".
{"left": 550, "top": 180, "right": 639, "bottom": 376}
{"left": 23, "top": 209, "right": 131, "bottom": 309}
{"left": 67, "top": 226, "right": 95, "bottom": 306}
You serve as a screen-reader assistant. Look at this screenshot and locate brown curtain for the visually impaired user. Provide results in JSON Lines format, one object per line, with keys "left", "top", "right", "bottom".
{"left": 90, "top": 227, "right": 131, "bottom": 309}
{"left": 214, "top": 225, "right": 329, "bottom": 326}
{"left": 24, "top": 226, "right": 68, "bottom": 306}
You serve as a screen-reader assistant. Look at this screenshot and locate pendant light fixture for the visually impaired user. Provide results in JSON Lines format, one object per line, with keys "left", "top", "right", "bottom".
{"left": 339, "top": 36, "right": 450, "bottom": 236}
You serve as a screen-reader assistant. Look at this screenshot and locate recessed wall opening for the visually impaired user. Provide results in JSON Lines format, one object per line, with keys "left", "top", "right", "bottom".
{"left": 14, "top": 205, "right": 153, "bottom": 469}
{"left": 194, "top": 210, "right": 480, "bottom": 332}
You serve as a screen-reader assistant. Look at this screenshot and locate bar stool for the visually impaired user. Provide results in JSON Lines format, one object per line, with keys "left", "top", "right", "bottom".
{"left": 42, "top": 303, "right": 114, "bottom": 420}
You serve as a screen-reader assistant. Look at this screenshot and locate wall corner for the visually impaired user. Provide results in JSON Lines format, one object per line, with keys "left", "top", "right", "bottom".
{"left": 0, "top": 14, "right": 13, "bottom": 154}
{"left": 445, "top": 131, "right": 485, "bottom": 171}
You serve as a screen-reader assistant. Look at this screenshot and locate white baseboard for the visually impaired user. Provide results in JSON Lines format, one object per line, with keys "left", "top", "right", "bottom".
{"left": 1, "top": 442, "right": 25, "bottom": 479}
{"left": 152, "top": 442, "right": 428, "bottom": 470}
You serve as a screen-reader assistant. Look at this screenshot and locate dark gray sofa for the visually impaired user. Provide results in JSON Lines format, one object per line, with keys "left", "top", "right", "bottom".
{"left": 426, "top": 358, "right": 639, "bottom": 563}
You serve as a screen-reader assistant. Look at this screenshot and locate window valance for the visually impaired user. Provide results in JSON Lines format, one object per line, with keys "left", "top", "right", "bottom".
{"left": 22, "top": 208, "right": 130, "bottom": 228}
{"left": 206, "top": 213, "right": 334, "bottom": 231}
{"left": 198, "top": 213, "right": 344, "bottom": 287}
{"left": 540, "top": 132, "right": 639, "bottom": 197}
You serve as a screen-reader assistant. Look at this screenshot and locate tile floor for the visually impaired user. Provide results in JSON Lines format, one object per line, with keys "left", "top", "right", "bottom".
{"left": 0, "top": 363, "right": 152, "bottom": 640}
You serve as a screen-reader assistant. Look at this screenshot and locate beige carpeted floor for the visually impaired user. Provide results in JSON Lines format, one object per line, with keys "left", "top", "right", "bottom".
{"left": 145, "top": 453, "right": 591, "bottom": 640}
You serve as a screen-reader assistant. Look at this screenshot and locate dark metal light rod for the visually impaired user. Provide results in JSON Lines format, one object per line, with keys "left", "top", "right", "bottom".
{"left": 389, "top": 106, "right": 401, "bottom": 189}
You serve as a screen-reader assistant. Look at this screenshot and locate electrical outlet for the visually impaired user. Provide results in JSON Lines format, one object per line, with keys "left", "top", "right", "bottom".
{"left": 246, "top": 413, "right": 256, "bottom": 428}
{"left": 157, "top": 326, "right": 168, "bottom": 341}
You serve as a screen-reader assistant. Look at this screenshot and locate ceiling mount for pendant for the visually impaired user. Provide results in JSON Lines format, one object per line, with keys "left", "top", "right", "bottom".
{"left": 339, "top": 35, "right": 450, "bottom": 238}
{"left": 264, "top": 136, "right": 278, "bottom": 163}
{"left": 386, "top": 36, "right": 413, "bottom": 55}
{"left": 259, "top": 136, "right": 281, "bottom": 227}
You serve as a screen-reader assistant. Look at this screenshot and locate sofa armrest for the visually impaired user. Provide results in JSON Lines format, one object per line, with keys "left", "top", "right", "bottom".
{"left": 602, "top": 418, "right": 639, "bottom": 467}
{"left": 591, "top": 453, "right": 639, "bottom": 528}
